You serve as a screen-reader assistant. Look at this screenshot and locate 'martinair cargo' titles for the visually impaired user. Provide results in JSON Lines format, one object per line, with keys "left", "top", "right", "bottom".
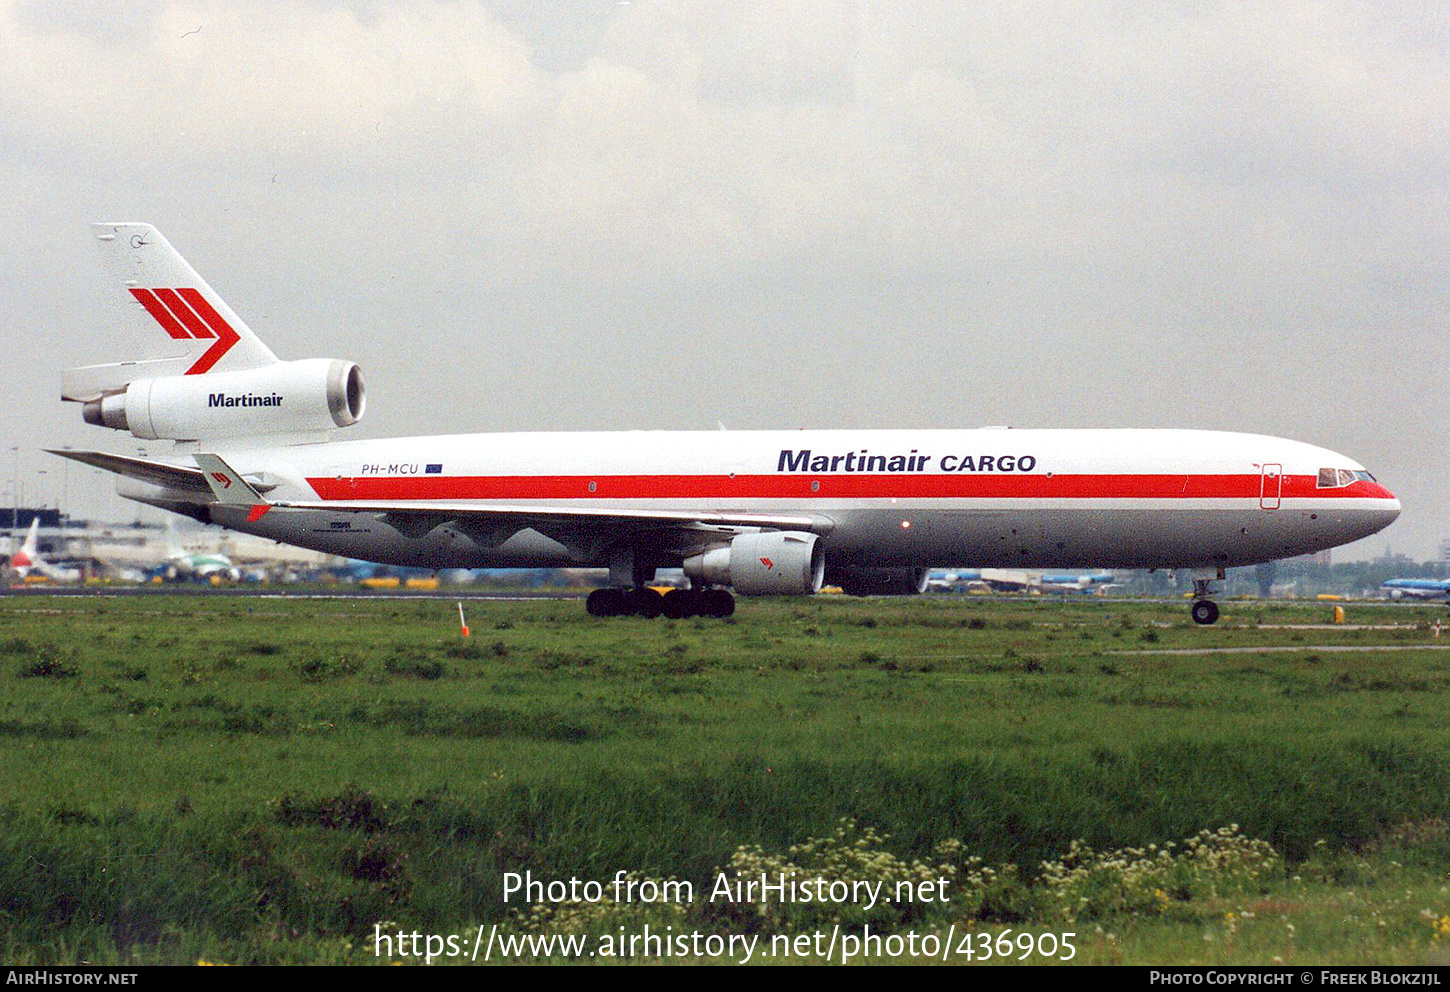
{"left": 777, "top": 449, "right": 1038, "bottom": 473}
{"left": 208, "top": 392, "right": 284, "bottom": 408}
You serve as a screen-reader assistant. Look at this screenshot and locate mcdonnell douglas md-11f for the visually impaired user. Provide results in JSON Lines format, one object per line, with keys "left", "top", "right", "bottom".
{"left": 52, "top": 224, "right": 1401, "bottom": 622}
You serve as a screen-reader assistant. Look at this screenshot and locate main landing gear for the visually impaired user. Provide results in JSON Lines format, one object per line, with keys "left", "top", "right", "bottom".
{"left": 585, "top": 587, "right": 736, "bottom": 619}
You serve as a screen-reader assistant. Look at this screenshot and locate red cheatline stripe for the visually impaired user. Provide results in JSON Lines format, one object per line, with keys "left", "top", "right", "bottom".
{"left": 153, "top": 288, "right": 214, "bottom": 340}
{"left": 129, "top": 288, "right": 190, "bottom": 340}
{"left": 176, "top": 288, "right": 241, "bottom": 374}
{"left": 303, "top": 473, "right": 1396, "bottom": 502}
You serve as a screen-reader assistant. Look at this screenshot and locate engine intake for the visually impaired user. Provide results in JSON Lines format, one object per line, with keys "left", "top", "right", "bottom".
{"left": 81, "top": 359, "right": 364, "bottom": 440}
{"left": 683, "top": 531, "right": 825, "bottom": 596}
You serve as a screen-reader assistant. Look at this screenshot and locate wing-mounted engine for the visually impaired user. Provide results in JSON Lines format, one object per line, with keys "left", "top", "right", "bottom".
{"left": 825, "top": 565, "right": 929, "bottom": 596}
{"left": 682, "top": 531, "right": 825, "bottom": 596}
{"left": 76, "top": 359, "right": 365, "bottom": 441}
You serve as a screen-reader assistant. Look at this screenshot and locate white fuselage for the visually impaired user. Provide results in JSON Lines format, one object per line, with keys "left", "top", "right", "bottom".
{"left": 126, "top": 427, "right": 1400, "bottom": 573}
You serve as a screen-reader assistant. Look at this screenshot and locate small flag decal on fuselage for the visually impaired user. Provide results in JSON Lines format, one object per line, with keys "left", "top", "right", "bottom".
{"left": 425, "top": 464, "right": 443, "bottom": 474}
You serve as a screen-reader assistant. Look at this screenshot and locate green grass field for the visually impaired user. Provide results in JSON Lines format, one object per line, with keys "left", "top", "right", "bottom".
{"left": 0, "top": 592, "right": 1447, "bottom": 964}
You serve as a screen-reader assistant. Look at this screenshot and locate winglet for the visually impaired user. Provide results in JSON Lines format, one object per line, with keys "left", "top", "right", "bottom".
{"left": 193, "top": 454, "right": 271, "bottom": 520}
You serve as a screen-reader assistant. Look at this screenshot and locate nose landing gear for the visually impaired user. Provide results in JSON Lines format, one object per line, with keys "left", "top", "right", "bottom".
{"left": 1190, "top": 597, "right": 1220, "bottom": 625}
{"left": 1186, "top": 568, "right": 1225, "bottom": 625}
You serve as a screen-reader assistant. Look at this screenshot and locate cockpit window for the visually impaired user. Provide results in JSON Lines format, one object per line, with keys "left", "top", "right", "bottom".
{"left": 1318, "top": 467, "right": 1374, "bottom": 488}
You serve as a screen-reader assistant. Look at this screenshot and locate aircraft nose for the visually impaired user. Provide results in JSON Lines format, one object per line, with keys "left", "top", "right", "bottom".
{"left": 1363, "top": 487, "right": 1401, "bottom": 535}
{"left": 1378, "top": 495, "right": 1402, "bottom": 526}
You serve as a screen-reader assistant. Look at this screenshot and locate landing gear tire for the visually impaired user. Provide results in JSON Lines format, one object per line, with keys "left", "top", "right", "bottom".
{"left": 586, "top": 588, "right": 623, "bottom": 617}
{"left": 702, "top": 589, "right": 735, "bottom": 618}
{"left": 1191, "top": 600, "right": 1219, "bottom": 625}
{"left": 630, "top": 587, "right": 664, "bottom": 618}
{"left": 662, "top": 589, "right": 699, "bottom": 619}
{"left": 593, "top": 586, "right": 734, "bottom": 619}
{"left": 588, "top": 587, "right": 667, "bottom": 618}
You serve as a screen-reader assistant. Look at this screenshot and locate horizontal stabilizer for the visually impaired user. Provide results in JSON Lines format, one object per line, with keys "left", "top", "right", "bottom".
{"left": 62, "top": 358, "right": 196, "bottom": 402}
{"left": 46, "top": 448, "right": 212, "bottom": 497}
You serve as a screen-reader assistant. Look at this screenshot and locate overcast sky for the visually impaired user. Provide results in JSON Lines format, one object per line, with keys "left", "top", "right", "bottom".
{"left": 1, "top": 0, "right": 1445, "bottom": 560}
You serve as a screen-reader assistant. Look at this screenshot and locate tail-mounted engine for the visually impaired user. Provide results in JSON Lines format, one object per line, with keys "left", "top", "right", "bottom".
{"left": 77, "top": 359, "right": 365, "bottom": 441}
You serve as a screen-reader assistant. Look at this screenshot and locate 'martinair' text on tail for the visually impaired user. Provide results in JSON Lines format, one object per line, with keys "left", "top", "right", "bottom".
{"left": 61, "top": 224, "right": 364, "bottom": 445}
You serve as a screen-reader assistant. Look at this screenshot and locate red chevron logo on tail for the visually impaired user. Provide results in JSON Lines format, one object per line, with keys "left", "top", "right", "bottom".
{"left": 128, "top": 287, "right": 241, "bottom": 374}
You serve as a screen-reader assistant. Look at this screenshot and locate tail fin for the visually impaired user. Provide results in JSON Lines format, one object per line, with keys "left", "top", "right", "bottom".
{"left": 64, "top": 224, "right": 278, "bottom": 401}
{"left": 10, "top": 517, "right": 39, "bottom": 573}
{"left": 163, "top": 517, "right": 184, "bottom": 560}
{"left": 20, "top": 517, "right": 39, "bottom": 560}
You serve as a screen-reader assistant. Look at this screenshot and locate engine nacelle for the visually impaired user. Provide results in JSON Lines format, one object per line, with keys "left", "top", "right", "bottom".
{"left": 682, "top": 531, "right": 825, "bottom": 596}
{"left": 826, "top": 565, "right": 930, "bottom": 596}
{"left": 81, "top": 359, "right": 365, "bottom": 441}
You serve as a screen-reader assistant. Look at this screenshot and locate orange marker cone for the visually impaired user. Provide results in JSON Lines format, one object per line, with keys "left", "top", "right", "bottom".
{"left": 458, "top": 601, "right": 471, "bottom": 637}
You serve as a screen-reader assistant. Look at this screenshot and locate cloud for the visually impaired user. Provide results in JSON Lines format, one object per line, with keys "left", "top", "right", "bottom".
{"left": 5, "top": 0, "right": 1445, "bottom": 280}
{"left": 0, "top": 1, "right": 545, "bottom": 172}
{"left": 0, "top": 0, "right": 1445, "bottom": 556}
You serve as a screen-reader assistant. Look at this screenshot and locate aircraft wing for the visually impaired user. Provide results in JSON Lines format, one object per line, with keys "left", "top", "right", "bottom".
{"left": 266, "top": 498, "right": 830, "bottom": 537}
{"left": 192, "top": 455, "right": 829, "bottom": 535}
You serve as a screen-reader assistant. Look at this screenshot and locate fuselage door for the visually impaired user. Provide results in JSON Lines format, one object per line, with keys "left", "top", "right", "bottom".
{"left": 1259, "top": 463, "right": 1282, "bottom": 510}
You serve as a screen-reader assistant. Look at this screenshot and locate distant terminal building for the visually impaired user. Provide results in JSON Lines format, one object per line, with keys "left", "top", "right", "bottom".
{"left": 2, "top": 507, "right": 64, "bottom": 530}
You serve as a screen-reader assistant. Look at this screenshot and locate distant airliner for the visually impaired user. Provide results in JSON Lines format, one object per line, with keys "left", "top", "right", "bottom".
{"left": 1040, "top": 571, "right": 1116, "bottom": 593}
{"left": 1380, "top": 578, "right": 1450, "bottom": 601}
{"left": 162, "top": 519, "right": 239, "bottom": 582}
{"left": 926, "top": 569, "right": 1114, "bottom": 594}
{"left": 51, "top": 224, "right": 1400, "bottom": 622}
{"left": 7, "top": 518, "right": 80, "bottom": 583}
